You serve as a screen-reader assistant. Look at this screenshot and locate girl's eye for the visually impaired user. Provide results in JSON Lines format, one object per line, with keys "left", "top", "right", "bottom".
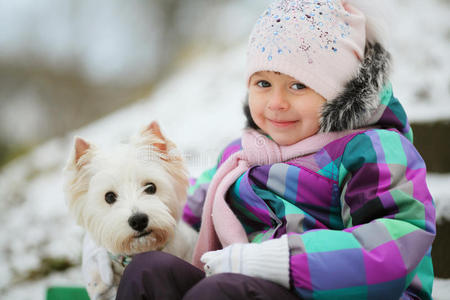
{"left": 105, "top": 191, "right": 117, "bottom": 204}
{"left": 257, "top": 80, "right": 271, "bottom": 88}
{"left": 144, "top": 182, "right": 157, "bottom": 195}
{"left": 291, "top": 83, "right": 306, "bottom": 90}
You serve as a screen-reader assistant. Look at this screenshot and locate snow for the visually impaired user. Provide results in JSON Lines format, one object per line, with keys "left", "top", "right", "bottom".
{"left": 433, "top": 278, "right": 450, "bottom": 300}
{"left": 63, "top": 47, "right": 247, "bottom": 178}
{"left": 429, "top": 173, "right": 450, "bottom": 223}
{"left": 0, "top": 45, "right": 248, "bottom": 299}
{"left": 389, "top": 0, "right": 450, "bottom": 122}
{"left": 1, "top": 42, "right": 450, "bottom": 299}
{"left": 0, "top": 0, "right": 449, "bottom": 298}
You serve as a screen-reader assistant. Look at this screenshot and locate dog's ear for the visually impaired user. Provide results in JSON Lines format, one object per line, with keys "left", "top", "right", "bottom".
{"left": 71, "top": 136, "right": 92, "bottom": 168}
{"left": 142, "top": 121, "right": 168, "bottom": 154}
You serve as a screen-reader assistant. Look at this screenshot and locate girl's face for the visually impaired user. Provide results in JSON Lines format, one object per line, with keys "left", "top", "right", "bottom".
{"left": 248, "top": 71, "right": 326, "bottom": 146}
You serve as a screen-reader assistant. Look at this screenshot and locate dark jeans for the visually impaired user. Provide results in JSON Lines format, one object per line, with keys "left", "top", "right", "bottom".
{"left": 116, "top": 251, "right": 300, "bottom": 300}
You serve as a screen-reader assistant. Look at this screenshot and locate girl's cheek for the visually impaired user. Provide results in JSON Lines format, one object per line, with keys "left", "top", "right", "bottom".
{"left": 248, "top": 97, "right": 260, "bottom": 115}
{"left": 247, "top": 97, "right": 261, "bottom": 122}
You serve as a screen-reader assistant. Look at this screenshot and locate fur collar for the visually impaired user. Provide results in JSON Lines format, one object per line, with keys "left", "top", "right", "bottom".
{"left": 319, "top": 43, "right": 391, "bottom": 132}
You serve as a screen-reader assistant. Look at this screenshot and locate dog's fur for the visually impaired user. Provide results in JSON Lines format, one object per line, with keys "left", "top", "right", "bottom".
{"left": 64, "top": 122, "right": 197, "bottom": 299}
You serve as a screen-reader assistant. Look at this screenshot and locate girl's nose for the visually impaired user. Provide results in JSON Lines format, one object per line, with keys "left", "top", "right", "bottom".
{"left": 267, "top": 90, "right": 289, "bottom": 111}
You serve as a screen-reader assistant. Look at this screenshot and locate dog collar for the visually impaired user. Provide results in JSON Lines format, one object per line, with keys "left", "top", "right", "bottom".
{"left": 108, "top": 252, "right": 133, "bottom": 267}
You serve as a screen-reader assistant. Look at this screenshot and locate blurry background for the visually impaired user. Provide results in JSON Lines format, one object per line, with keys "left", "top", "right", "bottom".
{"left": 0, "top": 0, "right": 449, "bottom": 299}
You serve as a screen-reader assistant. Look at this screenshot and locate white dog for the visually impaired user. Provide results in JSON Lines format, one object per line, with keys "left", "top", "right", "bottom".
{"left": 63, "top": 121, "right": 198, "bottom": 299}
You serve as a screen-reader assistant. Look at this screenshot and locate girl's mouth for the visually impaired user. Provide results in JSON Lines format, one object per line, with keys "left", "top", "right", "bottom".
{"left": 268, "top": 119, "right": 298, "bottom": 128}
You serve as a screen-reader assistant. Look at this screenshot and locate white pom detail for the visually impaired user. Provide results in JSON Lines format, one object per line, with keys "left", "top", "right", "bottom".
{"left": 345, "top": 0, "right": 392, "bottom": 48}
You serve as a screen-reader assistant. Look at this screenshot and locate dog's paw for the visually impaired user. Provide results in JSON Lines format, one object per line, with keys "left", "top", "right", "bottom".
{"left": 96, "top": 285, "right": 117, "bottom": 300}
{"left": 86, "top": 271, "right": 117, "bottom": 300}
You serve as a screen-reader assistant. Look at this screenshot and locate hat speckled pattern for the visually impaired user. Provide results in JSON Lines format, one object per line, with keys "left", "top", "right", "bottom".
{"left": 246, "top": 0, "right": 366, "bottom": 100}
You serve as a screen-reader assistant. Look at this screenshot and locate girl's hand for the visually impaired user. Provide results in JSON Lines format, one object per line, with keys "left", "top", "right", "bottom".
{"left": 200, "top": 244, "right": 245, "bottom": 275}
{"left": 200, "top": 235, "right": 290, "bottom": 288}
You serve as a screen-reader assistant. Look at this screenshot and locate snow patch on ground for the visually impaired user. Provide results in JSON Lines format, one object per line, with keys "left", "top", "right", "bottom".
{"left": 433, "top": 278, "right": 450, "bottom": 300}
{"left": 429, "top": 173, "right": 450, "bottom": 223}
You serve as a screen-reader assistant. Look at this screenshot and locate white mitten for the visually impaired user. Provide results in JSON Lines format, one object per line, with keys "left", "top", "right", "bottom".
{"left": 200, "top": 235, "right": 290, "bottom": 288}
{"left": 82, "top": 233, "right": 116, "bottom": 300}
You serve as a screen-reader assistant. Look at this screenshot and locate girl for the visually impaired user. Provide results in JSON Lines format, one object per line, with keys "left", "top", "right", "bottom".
{"left": 86, "top": 0, "right": 436, "bottom": 299}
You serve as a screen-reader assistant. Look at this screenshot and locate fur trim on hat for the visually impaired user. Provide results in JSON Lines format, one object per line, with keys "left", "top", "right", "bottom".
{"left": 319, "top": 42, "right": 391, "bottom": 132}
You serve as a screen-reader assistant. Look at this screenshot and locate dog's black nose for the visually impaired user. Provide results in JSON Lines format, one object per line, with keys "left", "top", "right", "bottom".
{"left": 128, "top": 213, "right": 149, "bottom": 232}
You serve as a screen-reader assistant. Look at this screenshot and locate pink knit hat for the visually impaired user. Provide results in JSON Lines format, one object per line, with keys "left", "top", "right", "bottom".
{"left": 246, "top": 0, "right": 366, "bottom": 101}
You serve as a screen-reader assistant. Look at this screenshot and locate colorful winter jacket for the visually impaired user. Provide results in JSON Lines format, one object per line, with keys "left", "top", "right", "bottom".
{"left": 183, "top": 43, "right": 435, "bottom": 299}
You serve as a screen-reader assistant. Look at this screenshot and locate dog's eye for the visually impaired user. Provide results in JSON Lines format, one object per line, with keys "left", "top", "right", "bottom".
{"left": 105, "top": 191, "right": 117, "bottom": 204}
{"left": 144, "top": 183, "right": 157, "bottom": 195}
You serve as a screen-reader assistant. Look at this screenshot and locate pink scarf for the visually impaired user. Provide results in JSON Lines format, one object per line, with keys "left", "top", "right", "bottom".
{"left": 192, "top": 129, "right": 358, "bottom": 269}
